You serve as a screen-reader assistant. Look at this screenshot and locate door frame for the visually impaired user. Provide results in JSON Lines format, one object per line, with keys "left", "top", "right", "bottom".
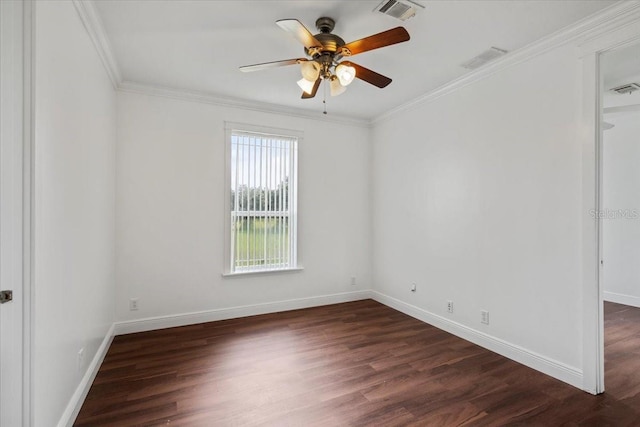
{"left": 580, "top": 15, "right": 640, "bottom": 395}
{"left": 24, "top": 0, "right": 35, "bottom": 423}
{"left": 0, "top": 0, "right": 34, "bottom": 424}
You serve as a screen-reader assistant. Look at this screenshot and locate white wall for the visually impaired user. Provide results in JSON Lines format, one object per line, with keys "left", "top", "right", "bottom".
{"left": 115, "top": 91, "right": 371, "bottom": 322}
{"left": 372, "top": 44, "right": 584, "bottom": 372}
{"left": 603, "top": 112, "right": 640, "bottom": 307}
{"left": 34, "top": 1, "right": 116, "bottom": 425}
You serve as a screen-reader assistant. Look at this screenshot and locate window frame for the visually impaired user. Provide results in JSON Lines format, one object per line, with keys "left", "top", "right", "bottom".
{"left": 223, "top": 122, "right": 302, "bottom": 276}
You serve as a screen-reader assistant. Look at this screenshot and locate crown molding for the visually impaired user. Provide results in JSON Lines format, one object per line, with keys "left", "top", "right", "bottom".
{"left": 71, "top": 1, "right": 368, "bottom": 127}
{"left": 72, "top": 0, "right": 121, "bottom": 88}
{"left": 372, "top": 1, "right": 640, "bottom": 125}
{"left": 117, "top": 81, "right": 371, "bottom": 128}
{"left": 74, "top": 0, "right": 640, "bottom": 127}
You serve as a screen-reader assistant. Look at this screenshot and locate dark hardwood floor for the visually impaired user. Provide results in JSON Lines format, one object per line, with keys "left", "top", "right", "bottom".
{"left": 75, "top": 300, "right": 640, "bottom": 426}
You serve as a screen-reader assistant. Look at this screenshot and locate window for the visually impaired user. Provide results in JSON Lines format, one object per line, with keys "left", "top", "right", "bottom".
{"left": 225, "top": 123, "right": 299, "bottom": 274}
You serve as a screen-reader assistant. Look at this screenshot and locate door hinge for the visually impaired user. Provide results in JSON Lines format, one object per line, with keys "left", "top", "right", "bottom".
{"left": 0, "top": 290, "right": 13, "bottom": 304}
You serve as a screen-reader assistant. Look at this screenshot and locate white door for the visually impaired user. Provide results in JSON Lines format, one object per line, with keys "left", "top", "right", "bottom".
{"left": 1, "top": 1, "right": 28, "bottom": 425}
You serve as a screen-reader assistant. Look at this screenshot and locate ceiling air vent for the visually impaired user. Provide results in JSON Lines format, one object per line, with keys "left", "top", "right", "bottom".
{"left": 461, "top": 47, "right": 508, "bottom": 70}
{"left": 375, "top": 0, "right": 424, "bottom": 21}
{"left": 610, "top": 83, "right": 640, "bottom": 95}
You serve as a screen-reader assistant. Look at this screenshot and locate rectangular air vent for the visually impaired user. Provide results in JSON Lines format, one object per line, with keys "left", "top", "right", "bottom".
{"left": 610, "top": 83, "right": 640, "bottom": 95}
{"left": 375, "top": 0, "right": 424, "bottom": 21}
{"left": 461, "top": 47, "right": 508, "bottom": 70}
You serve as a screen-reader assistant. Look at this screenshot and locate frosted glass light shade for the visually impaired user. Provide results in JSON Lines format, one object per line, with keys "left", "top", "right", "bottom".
{"left": 335, "top": 63, "right": 356, "bottom": 86}
{"left": 297, "top": 78, "right": 316, "bottom": 94}
{"left": 300, "top": 61, "right": 321, "bottom": 81}
{"left": 330, "top": 77, "right": 346, "bottom": 96}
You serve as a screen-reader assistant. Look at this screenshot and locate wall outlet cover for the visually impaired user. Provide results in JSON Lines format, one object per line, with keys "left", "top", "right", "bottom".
{"left": 481, "top": 310, "right": 490, "bottom": 324}
{"left": 77, "top": 348, "right": 85, "bottom": 371}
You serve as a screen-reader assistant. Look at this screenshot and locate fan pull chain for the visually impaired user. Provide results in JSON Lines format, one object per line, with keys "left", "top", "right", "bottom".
{"left": 323, "top": 79, "right": 328, "bottom": 115}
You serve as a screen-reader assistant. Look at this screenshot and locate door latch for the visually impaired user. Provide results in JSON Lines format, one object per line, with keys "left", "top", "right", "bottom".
{"left": 0, "top": 290, "right": 13, "bottom": 304}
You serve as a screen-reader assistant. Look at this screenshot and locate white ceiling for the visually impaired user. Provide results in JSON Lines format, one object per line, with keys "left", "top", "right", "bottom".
{"left": 602, "top": 41, "right": 640, "bottom": 109}
{"left": 94, "top": 0, "right": 616, "bottom": 120}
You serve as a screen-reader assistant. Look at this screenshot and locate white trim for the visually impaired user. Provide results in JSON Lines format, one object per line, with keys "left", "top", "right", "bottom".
{"left": 225, "top": 121, "right": 305, "bottom": 139}
{"left": 65, "top": 10, "right": 367, "bottom": 131}
{"left": 0, "top": 1, "right": 33, "bottom": 425}
{"left": 372, "top": 1, "right": 640, "bottom": 125}
{"left": 71, "top": 0, "right": 121, "bottom": 88}
{"left": 222, "top": 267, "right": 304, "bottom": 277}
{"left": 223, "top": 123, "right": 301, "bottom": 275}
{"left": 578, "top": 4, "right": 640, "bottom": 56}
{"left": 224, "top": 123, "right": 233, "bottom": 275}
{"left": 114, "top": 291, "right": 372, "bottom": 335}
{"left": 24, "top": 0, "right": 36, "bottom": 424}
{"left": 604, "top": 291, "right": 640, "bottom": 308}
{"left": 71, "top": 0, "right": 640, "bottom": 128}
{"left": 118, "top": 81, "right": 370, "bottom": 128}
{"left": 57, "top": 324, "right": 115, "bottom": 427}
{"left": 579, "top": 11, "right": 640, "bottom": 396}
{"left": 580, "top": 51, "right": 604, "bottom": 396}
{"left": 371, "top": 291, "right": 584, "bottom": 390}
{"left": 70, "top": 289, "right": 592, "bottom": 423}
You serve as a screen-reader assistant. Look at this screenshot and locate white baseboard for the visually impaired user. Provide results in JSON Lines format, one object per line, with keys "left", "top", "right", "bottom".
{"left": 604, "top": 291, "right": 640, "bottom": 308}
{"left": 59, "top": 288, "right": 586, "bottom": 427}
{"left": 58, "top": 323, "right": 115, "bottom": 427}
{"left": 114, "top": 290, "right": 373, "bottom": 335}
{"left": 370, "top": 291, "right": 584, "bottom": 390}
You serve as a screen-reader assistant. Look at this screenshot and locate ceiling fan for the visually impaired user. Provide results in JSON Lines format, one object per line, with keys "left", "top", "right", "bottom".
{"left": 239, "top": 17, "right": 410, "bottom": 99}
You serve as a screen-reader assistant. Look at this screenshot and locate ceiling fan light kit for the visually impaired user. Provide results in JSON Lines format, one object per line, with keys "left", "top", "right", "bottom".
{"left": 335, "top": 63, "right": 356, "bottom": 86}
{"left": 297, "top": 77, "right": 317, "bottom": 95}
{"left": 300, "top": 60, "right": 321, "bottom": 81}
{"left": 239, "top": 16, "right": 410, "bottom": 103}
{"left": 330, "top": 76, "right": 347, "bottom": 97}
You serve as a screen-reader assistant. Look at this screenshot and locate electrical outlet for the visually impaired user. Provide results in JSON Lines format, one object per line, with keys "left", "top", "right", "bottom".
{"left": 447, "top": 300, "right": 454, "bottom": 313}
{"left": 130, "top": 298, "right": 139, "bottom": 311}
{"left": 481, "top": 310, "right": 490, "bottom": 325}
{"left": 77, "top": 348, "right": 85, "bottom": 372}
{"left": 411, "top": 283, "right": 416, "bottom": 292}
{"left": 350, "top": 276, "right": 357, "bottom": 286}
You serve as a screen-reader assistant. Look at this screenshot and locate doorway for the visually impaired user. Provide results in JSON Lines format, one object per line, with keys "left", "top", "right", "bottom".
{"left": 599, "top": 41, "right": 640, "bottom": 397}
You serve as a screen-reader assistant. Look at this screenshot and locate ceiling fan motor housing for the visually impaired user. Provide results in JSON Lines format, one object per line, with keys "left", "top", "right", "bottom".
{"left": 305, "top": 17, "right": 346, "bottom": 58}
{"left": 315, "top": 17, "right": 335, "bottom": 33}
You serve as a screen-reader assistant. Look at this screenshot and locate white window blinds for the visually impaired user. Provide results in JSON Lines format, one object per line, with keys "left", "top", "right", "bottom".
{"left": 229, "top": 130, "right": 298, "bottom": 273}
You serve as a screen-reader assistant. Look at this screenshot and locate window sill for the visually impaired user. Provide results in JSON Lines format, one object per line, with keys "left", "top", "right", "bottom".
{"left": 222, "top": 267, "right": 304, "bottom": 278}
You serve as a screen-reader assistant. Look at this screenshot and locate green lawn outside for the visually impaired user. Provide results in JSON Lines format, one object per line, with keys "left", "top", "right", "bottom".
{"left": 233, "top": 217, "right": 290, "bottom": 268}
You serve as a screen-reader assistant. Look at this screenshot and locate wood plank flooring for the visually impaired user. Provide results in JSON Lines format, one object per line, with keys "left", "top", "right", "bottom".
{"left": 75, "top": 300, "right": 640, "bottom": 426}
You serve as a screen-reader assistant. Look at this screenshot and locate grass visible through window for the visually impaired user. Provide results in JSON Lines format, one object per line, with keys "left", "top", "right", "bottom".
{"left": 233, "top": 217, "right": 290, "bottom": 269}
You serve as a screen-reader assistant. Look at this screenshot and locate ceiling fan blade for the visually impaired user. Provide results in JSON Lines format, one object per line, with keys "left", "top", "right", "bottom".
{"left": 342, "top": 62, "right": 392, "bottom": 88}
{"left": 301, "top": 78, "right": 321, "bottom": 99}
{"left": 276, "top": 19, "right": 323, "bottom": 50}
{"left": 239, "top": 58, "right": 307, "bottom": 72}
{"left": 340, "top": 27, "right": 410, "bottom": 56}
